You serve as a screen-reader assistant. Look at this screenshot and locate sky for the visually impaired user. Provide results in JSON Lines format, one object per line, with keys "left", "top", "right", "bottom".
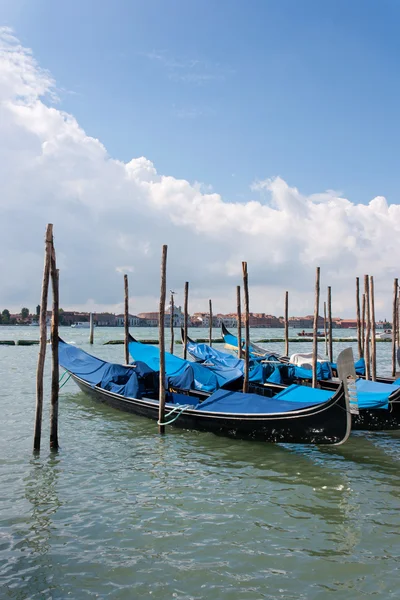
{"left": 1, "top": 0, "right": 400, "bottom": 319}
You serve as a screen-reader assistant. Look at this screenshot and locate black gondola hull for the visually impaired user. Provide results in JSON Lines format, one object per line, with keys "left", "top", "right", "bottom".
{"left": 70, "top": 374, "right": 351, "bottom": 445}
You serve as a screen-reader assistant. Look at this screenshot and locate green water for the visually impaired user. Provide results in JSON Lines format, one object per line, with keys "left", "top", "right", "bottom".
{"left": 1, "top": 327, "right": 399, "bottom": 599}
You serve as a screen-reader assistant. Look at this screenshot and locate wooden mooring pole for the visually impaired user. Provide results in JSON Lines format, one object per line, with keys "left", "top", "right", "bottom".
{"left": 89, "top": 312, "right": 94, "bottom": 344}
{"left": 124, "top": 274, "right": 129, "bottom": 365}
{"left": 392, "top": 278, "right": 398, "bottom": 377}
{"left": 170, "top": 292, "right": 174, "bottom": 355}
{"left": 236, "top": 285, "right": 242, "bottom": 359}
{"left": 34, "top": 224, "right": 53, "bottom": 452}
{"left": 209, "top": 299, "right": 213, "bottom": 347}
{"left": 364, "top": 275, "right": 371, "bottom": 380}
{"left": 327, "top": 285, "right": 333, "bottom": 364}
{"left": 361, "top": 293, "right": 366, "bottom": 356}
{"left": 356, "top": 277, "right": 363, "bottom": 359}
{"left": 50, "top": 242, "right": 59, "bottom": 451}
{"left": 183, "top": 281, "right": 189, "bottom": 360}
{"left": 312, "top": 267, "right": 320, "bottom": 388}
{"left": 323, "top": 301, "right": 328, "bottom": 356}
{"left": 158, "top": 245, "right": 168, "bottom": 434}
{"left": 370, "top": 275, "right": 376, "bottom": 381}
{"left": 242, "top": 262, "right": 250, "bottom": 393}
{"left": 284, "top": 291, "right": 289, "bottom": 357}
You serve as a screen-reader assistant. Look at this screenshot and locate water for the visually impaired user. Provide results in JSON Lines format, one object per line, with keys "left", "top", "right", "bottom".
{"left": 1, "top": 327, "right": 399, "bottom": 599}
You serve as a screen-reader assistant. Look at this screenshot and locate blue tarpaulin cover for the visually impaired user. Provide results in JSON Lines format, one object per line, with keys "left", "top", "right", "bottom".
{"left": 59, "top": 340, "right": 140, "bottom": 398}
{"left": 330, "top": 357, "right": 366, "bottom": 376}
{"left": 187, "top": 338, "right": 279, "bottom": 384}
{"left": 187, "top": 339, "right": 243, "bottom": 369}
{"left": 196, "top": 386, "right": 332, "bottom": 414}
{"left": 355, "top": 379, "right": 400, "bottom": 409}
{"left": 128, "top": 341, "right": 242, "bottom": 392}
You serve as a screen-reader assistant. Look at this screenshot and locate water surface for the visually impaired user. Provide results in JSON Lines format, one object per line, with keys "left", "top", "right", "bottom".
{"left": 1, "top": 327, "right": 399, "bottom": 599}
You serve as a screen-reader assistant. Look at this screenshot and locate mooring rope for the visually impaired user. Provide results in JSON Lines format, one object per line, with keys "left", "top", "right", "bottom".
{"left": 59, "top": 373, "right": 72, "bottom": 389}
{"left": 157, "top": 404, "right": 191, "bottom": 426}
{"left": 59, "top": 370, "right": 69, "bottom": 383}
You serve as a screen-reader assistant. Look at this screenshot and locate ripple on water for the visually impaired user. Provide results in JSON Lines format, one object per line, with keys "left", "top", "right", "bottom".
{"left": 1, "top": 327, "right": 400, "bottom": 599}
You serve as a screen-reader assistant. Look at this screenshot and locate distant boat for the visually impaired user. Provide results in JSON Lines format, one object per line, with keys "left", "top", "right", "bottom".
{"left": 71, "top": 322, "right": 90, "bottom": 329}
{"left": 376, "top": 330, "right": 392, "bottom": 340}
{"left": 297, "top": 330, "right": 324, "bottom": 337}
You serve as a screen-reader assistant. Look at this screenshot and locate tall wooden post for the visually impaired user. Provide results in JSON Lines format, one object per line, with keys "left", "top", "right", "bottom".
{"left": 170, "top": 292, "right": 174, "bottom": 355}
{"left": 183, "top": 281, "right": 189, "bottom": 360}
{"left": 327, "top": 285, "right": 333, "bottom": 364}
{"left": 34, "top": 224, "right": 53, "bottom": 452}
{"left": 89, "top": 312, "right": 94, "bottom": 344}
{"left": 396, "top": 291, "right": 400, "bottom": 347}
{"left": 284, "top": 291, "right": 289, "bottom": 357}
{"left": 124, "top": 274, "right": 129, "bottom": 365}
{"left": 364, "top": 275, "right": 371, "bottom": 380}
{"left": 356, "top": 277, "right": 362, "bottom": 359}
{"left": 370, "top": 275, "right": 376, "bottom": 381}
{"left": 312, "top": 267, "right": 321, "bottom": 388}
{"left": 158, "top": 245, "right": 168, "bottom": 434}
{"left": 242, "top": 262, "right": 250, "bottom": 393}
{"left": 361, "top": 293, "right": 366, "bottom": 356}
{"left": 209, "top": 299, "right": 213, "bottom": 347}
{"left": 236, "top": 285, "right": 242, "bottom": 359}
{"left": 323, "top": 301, "right": 328, "bottom": 356}
{"left": 392, "top": 278, "right": 398, "bottom": 377}
{"left": 50, "top": 243, "right": 59, "bottom": 451}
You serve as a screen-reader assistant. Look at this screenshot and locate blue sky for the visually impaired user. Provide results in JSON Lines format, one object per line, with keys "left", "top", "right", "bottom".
{"left": 2, "top": 0, "right": 400, "bottom": 205}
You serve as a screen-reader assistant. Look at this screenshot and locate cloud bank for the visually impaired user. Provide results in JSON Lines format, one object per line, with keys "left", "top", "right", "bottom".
{"left": 0, "top": 27, "right": 398, "bottom": 318}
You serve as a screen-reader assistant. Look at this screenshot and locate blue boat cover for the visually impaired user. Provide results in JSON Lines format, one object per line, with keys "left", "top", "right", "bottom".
{"left": 59, "top": 340, "right": 140, "bottom": 398}
{"left": 222, "top": 330, "right": 278, "bottom": 361}
{"left": 355, "top": 379, "right": 400, "bottom": 409}
{"left": 187, "top": 339, "right": 280, "bottom": 385}
{"left": 196, "top": 386, "right": 333, "bottom": 414}
{"left": 128, "top": 341, "right": 242, "bottom": 392}
{"left": 330, "top": 357, "right": 366, "bottom": 376}
{"left": 187, "top": 339, "right": 243, "bottom": 369}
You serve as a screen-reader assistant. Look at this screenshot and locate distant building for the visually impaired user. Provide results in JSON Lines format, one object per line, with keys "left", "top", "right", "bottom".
{"left": 137, "top": 312, "right": 159, "bottom": 327}
{"left": 288, "top": 315, "right": 324, "bottom": 328}
{"left": 115, "top": 314, "right": 142, "bottom": 327}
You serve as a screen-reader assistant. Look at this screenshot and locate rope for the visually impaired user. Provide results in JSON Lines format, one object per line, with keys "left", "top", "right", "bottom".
{"left": 157, "top": 404, "right": 191, "bottom": 426}
{"left": 59, "top": 370, "right": 69, "bottom": 383}
{"left": 59, "top": 373, "right": 72, "bottom": 389}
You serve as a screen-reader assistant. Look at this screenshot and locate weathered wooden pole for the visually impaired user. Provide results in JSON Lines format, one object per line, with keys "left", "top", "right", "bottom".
{"left": 356, "top": 277, "right": 363, "bottom": 359}
{"left": 49, "top": 242, "right": 59, "bottom": 451}
{"left": 124, "top": 274, "right": 129, "bottom": 365}
{"left": 89, "top": 312, "right": 94, "bottom": 344}
{"left": 396, "top": 291, "right": 400, "bottom": 347}
{"left": 370, "top": 275, "right": 376, "bottom": 381}
{"left": 364, "top": 275, "right": 371, "bottom": 380}
{"left": 33, "top": 224, "right": 53, "bottom": 452}
{"left": 284, "top": 291, "right": 289, "bottom": 357}
{"left": 209, "top": 299, "right": 213, "bottom": 347}
{"left": 392, "top": 278, "right": 398, "bottom": 377}
{"left": 327, "top": 285, "right": 333, "bottom": 364}
{"left": 236, "top": 285, "right": 242, "bottom": 359}
{"left": 158, "top": 245, "right": 168, "bottom": 434}
{"left": 170, "top": 292, "right": 174, "bottom": 355}
{"left": 323, "top": 301, "right": 328, "bottom": 356}
{"left": 312, "top": 267, "right": 321, "bottom": 388}
{"left": 183, "top": 281, "right": 189, "bottom": 360}
{"left": 361, "top": 293, "right": 366, "bottom": 355}
{"left": 242, "top": 262, "right": 250, "bottom": 393}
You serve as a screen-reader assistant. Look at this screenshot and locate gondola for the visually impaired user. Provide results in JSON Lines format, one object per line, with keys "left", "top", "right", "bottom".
{"left": 189, "top": 329, "right": 400, "bottom": 431}
{"left": 59, "top": 339, "right": 352, "bottom": 445}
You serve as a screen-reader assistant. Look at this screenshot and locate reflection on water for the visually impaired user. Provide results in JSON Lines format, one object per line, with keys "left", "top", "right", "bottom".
{"left": 1, "top": 327, "right": 400, "bottom": 599}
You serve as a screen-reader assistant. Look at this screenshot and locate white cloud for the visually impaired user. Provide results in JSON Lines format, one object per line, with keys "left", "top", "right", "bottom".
{"left": 0, "top": 28, "right": 398, "bottom": 319}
